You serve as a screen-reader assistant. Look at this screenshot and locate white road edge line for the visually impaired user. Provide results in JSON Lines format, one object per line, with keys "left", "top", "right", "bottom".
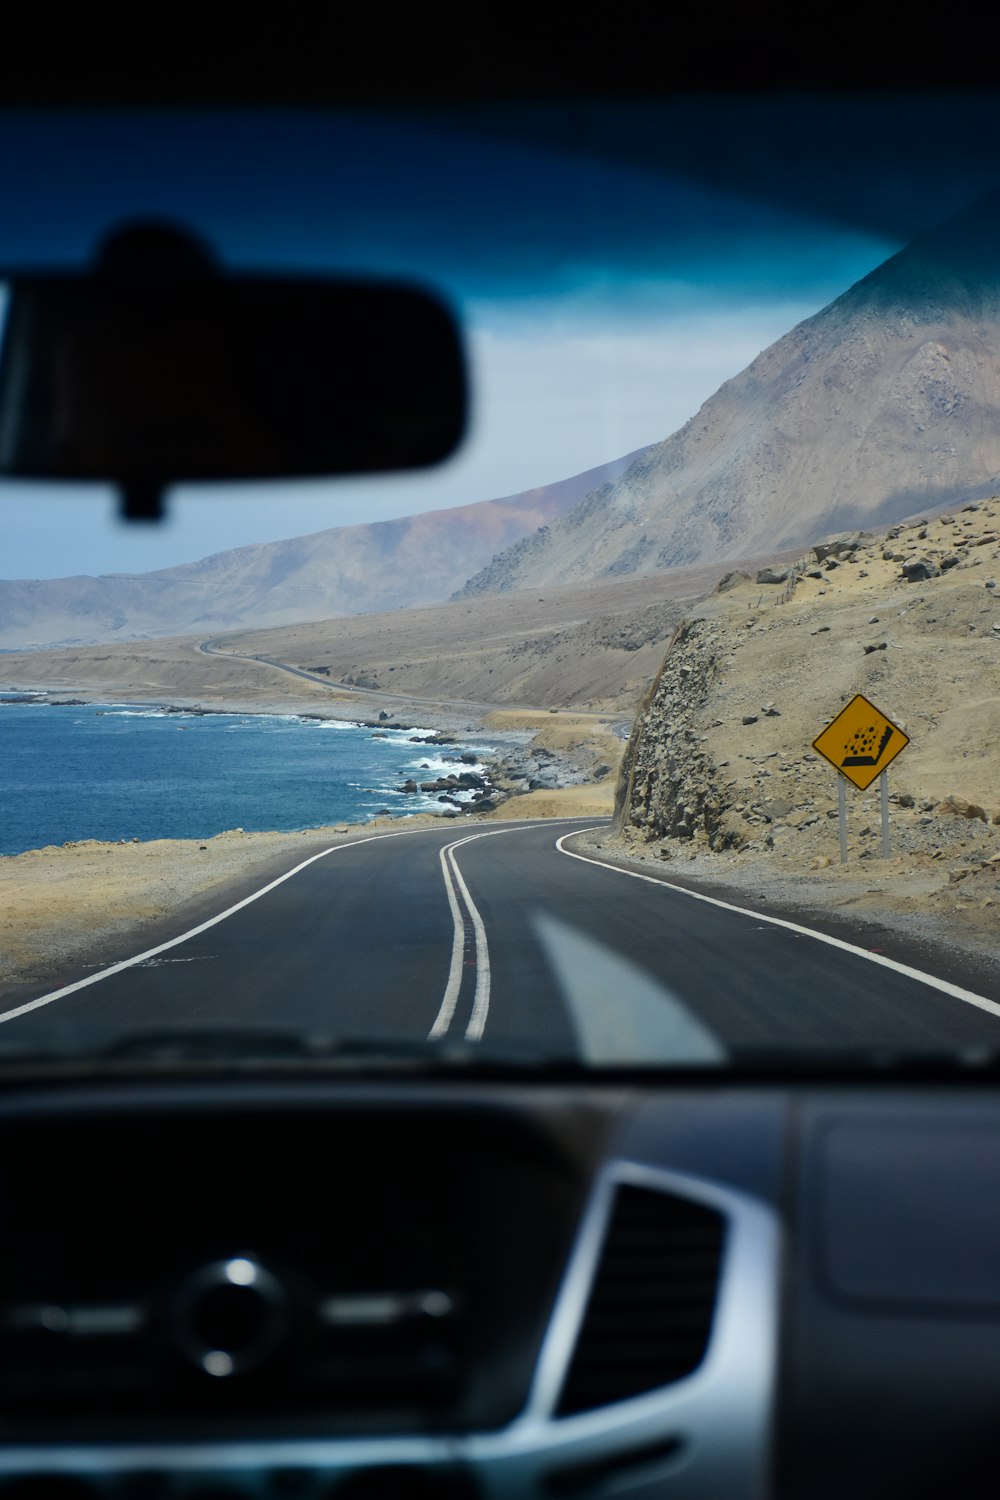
{"left": 554, "top": 831, "right": 1000, "bottom": 1021}
{"left": 3, "top": 818, "right": 598, "bottom": 1028}
{"left": 0, "top": 829, "right": 427, "bottom": 1026}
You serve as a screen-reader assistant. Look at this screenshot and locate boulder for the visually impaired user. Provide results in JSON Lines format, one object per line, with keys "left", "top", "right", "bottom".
{"left": 937, "top": 796, "right": 988, "bottom": 822}
{"left": 902, "top": 557, "right": 940, "bottom": 581}
{"left": 715, "top": 569, "right": 751, "bottom": 593}
{"left": 756, "top": 566, "right": 789, "bottom": 585}
{"left": 814, "top": 531, "right": 872, "bottom": 561}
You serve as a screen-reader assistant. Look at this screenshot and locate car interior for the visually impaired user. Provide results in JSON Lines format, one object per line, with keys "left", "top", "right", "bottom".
{"left": 3, "top": 25, "right": 1000, "bottom": 1500}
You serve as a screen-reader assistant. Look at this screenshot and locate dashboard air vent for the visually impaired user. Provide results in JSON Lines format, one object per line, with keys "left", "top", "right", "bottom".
{"left": 555, "top": 1182, "right": 725, "bottom": 1415}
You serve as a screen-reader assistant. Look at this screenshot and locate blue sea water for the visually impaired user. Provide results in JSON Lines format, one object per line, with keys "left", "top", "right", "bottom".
{"left": 0, "top": 701, "right": 501, "bottom": 856}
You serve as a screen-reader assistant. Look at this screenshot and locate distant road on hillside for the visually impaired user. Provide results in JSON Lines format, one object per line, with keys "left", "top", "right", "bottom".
{"left": 197, "top": 638, "right": 629, "bottom": 724}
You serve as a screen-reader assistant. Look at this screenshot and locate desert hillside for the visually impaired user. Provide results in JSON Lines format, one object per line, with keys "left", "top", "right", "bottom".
{"left": 0, "top": 449, "right": 648, "bottom": 649}
{"left": 458, "top": 185, "right": 1000, "bottom": 598}
{"left": 2, "top": 558, "right": 778, "bottom": 717}
{"left": 599, "top": 499, "right": 1000, "bottom": 962}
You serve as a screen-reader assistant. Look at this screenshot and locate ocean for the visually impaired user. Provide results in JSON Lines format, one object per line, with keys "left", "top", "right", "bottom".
{"left": 0, "top": 700, "right": 503, "bottom": 856}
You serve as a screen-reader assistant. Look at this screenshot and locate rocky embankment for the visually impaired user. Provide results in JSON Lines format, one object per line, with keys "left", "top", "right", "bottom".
{"left": 394, "top": 730, "right": 609, "bottom": 815}
{"left": 603, "top": 499, "right": 1000, "bottom": 961}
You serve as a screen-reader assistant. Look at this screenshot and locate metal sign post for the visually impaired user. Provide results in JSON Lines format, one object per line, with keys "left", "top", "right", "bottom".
{"left": 813, "top": 694, "right": 909, "bottom": 865}
{"left": 838, "top": 776, "right": 848, "bottom": 864}
{"left": 880, "top": 770, "right": 890, "bottom": 857}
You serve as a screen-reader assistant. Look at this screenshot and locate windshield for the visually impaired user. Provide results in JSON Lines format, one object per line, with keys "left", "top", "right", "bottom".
{"left": 2, "top": 97, "right": 1000, "bottom": 1069}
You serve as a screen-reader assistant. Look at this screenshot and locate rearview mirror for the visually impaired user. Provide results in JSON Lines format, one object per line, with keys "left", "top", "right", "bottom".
{"left": 0, "top": 224, "right": 468, "bottom": 520}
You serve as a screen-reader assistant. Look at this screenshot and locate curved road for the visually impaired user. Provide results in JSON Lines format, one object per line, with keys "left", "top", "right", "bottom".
{"left": 3, "top": 821, "right": 1000, "bottom": 1062}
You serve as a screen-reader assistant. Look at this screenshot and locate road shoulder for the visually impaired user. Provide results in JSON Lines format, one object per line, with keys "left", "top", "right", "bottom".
{"left": 565, "top": 826, "right": 1000, "bottom": 1007}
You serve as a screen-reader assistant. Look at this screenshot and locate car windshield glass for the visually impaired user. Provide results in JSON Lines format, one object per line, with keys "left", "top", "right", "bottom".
{"left": 2, "top": 98, "right": 1000, "bottom": 1070}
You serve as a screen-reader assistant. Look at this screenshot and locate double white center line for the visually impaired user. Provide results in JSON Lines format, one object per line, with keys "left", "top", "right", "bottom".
{"left": 427, "top": 827, "right": 522, "bottom": 1042}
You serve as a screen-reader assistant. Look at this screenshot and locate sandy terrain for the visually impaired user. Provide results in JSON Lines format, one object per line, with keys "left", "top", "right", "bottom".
{"left": 481, "top": 710, "right": 623, "bottom": 819}
{"left": 606, "top": 499, "right": 1000, "bottom": 974}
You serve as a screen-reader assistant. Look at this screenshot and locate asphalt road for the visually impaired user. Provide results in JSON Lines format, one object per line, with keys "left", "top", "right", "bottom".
{"left": 4, "top": 820, "right": 1000, "bottom": 1061}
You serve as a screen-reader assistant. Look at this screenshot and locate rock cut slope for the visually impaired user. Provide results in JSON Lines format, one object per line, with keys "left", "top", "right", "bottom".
{"left": 458, "top": 185, "right": 1000, "bottom": 597}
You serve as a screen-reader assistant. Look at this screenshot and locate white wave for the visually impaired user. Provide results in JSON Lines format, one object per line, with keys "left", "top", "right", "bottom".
{"left": 402, "top": 755, "right": 465, "bottom": 774}
{"left": 102, "top": 709, "right": 174, "bottom": 719}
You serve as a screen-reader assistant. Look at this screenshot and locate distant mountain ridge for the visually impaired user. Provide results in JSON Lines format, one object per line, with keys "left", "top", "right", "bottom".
{"left": 0, "top": 449, "right": 648, "bottom": 648}
{"left": 455, "top": 184, "right": 1000, "bottom": 598}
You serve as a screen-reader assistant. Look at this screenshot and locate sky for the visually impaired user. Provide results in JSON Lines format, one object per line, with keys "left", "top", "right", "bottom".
{"left": 0, "top": 101, "right": 996, "bottom": 581}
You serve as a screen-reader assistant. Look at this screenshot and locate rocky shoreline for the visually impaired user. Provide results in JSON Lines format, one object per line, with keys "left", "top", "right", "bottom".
{"left": 1, "top": 691, "right": 599, "bottom": 823}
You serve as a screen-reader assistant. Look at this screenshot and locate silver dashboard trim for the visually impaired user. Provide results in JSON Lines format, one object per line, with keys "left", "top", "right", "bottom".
{"left": 0, "top": 1159, "right": 782, "bottom": 1498}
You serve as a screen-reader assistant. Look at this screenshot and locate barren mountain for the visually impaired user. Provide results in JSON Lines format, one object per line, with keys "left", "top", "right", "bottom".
{"left": 0, "top": 450, "right": 648, "bottom": 648}
{"left": 457, "top": 185, "right": 1000, "bottom": 597}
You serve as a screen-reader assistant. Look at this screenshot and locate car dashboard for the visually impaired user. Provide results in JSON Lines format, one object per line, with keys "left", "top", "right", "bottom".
{"left": 0, "top": 1070, "right": 996, "bottom": 1499}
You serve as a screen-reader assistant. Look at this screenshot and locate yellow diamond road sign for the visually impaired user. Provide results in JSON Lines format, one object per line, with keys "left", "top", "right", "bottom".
{"left": 812, "top": 693, "right": 910, "bottom": 791}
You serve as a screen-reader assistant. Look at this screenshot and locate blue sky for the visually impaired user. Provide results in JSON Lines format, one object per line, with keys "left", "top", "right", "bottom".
{"left": 0, "top": 102, "right": 992, "bottom": 581}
